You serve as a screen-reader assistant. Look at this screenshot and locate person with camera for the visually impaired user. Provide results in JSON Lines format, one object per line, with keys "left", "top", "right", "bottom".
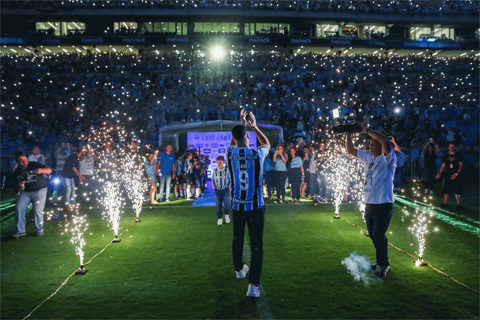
{"left": 287, "top": 147, "right": 305, "bottom": 203}
{"left": 273, "top": 144, "right": 288, "bottom": 204}
{"left": 345, "top": 125, "right": 397, "bottom": 278}
{"left": 11, "top": 151, "right": 53, "bottom": 238}
{"left": 227, "top": 109, "right": 270, "bottom": 298}
{"left": 145, "top": 152, "right": 159, "bottom": 205}
{"left": 421, "top": 138, "right": 439, "bottom": 195}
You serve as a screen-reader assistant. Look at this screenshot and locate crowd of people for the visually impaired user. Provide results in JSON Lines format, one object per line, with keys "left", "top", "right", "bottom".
{"left": 2, "top": 52, "right": 478, "bottom": 156}
{"left": 3, "top": 0, "right": 478, "bottom": 16}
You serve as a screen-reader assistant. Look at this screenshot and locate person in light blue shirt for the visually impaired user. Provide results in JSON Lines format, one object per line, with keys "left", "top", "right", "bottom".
{"left": 272, "top": 145, "right": 288, "bottom": 204}
{"left": 157, "top": 145, "right": 176, "bottom": 202}
{"left": 144, "top": 153, "right": 159, "bottom": 204}
{"left": 287, "top": 147, "right": 305, "bottom": 203}
{"left": 263, "top": 152, "right": 275, "bottom": 200}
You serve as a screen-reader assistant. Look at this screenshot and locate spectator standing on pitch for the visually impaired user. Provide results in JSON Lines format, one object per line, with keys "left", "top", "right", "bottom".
{"left": 346, "top": 125, "right": 397, "bottom": 278}
{"left": 436, "top": 143, "right": 464, "bottom": 209}
{"left": 78, "top": 144, "right": 99, "bottom": 204}
{"left": 61, "top": 146, "right": 87, "bottom": 211}
{"left": 263, "top": 151, "right": 275, "bottom": 201}
{"left": 307, "top": 145, "right": 319, "bottom": 197}
{"left": 184, "top": 152, "right": 196, "bottom": 200}
{"left": 288, "top": 147, "right": 305, "bottom": 203}
{"left": 211, "top": 155, "right": 231, "bottom": 225}
{"left": 157, "top": 145, "right": 176, "bottom": 202}
{"left": 12, "top": 151, "right": 52, "bottom": 238}
{"left": 301, "top": 146, "right": 310, "bottom": 198}
{"left": 273, "top": 144, "right": 288, "bottom": 204}
{"left": 174, "top": 153, "right": 185, "bottom": 199}
{"left": 227, "top": 109, "right": 270, "bottom": 298}
{"left": 145, "top": 152, "right": 159, "bottom": 205}
{"left": 422, "top": 139, "right": 439, "bottom": 195}
{"left": 389, "top": 136, "right": 406, "bottom": 193}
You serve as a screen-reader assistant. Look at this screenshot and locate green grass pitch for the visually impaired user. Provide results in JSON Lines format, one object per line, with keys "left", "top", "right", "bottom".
{"left": 1, "top": 194, "right": 479, "bottom": 319}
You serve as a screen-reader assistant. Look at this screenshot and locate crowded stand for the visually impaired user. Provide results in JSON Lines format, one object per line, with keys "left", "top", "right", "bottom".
{"left": 2, "top": 0, "right": 478, "bottom": 16}
{"left": 1, "top": 52, "right": 478, "bottom": 154}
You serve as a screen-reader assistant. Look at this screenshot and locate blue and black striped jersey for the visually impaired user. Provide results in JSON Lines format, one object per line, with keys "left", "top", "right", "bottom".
{"left": 212, "top": 167, "right": 230, "bottom": 190}
{"left": 226, "top": 145, "right": 268, "bottom": 211}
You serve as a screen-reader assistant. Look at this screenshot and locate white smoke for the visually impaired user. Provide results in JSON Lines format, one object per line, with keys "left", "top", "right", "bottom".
{"left": 341, "top": 252, "right": 377, "bottom": 285}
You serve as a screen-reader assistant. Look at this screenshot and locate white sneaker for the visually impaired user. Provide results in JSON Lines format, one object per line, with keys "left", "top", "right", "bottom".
{"left": 217, "top": 219, "right": 223, "bottom": 225}
{"left": 246, "top": 284, "right": 260, "bottom": 298}
{"left": 166, "top": 199, "right": 171, "bottom": 203}
{"left": 225, "top": 215, "right": 231, "bottom": 224}
{"left": 236, "top": 264, "right": 249, "bottom": 279}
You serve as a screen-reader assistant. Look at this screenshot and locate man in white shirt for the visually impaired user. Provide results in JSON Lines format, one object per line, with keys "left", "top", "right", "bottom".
{"left": 345, "top": 125, "right": 397, "bottom": 278}
{"left": 78, "top": 144, "right": 99, "bottom": 204}
{"left": 28, "top": 146, "right": 48, "bottom": 165}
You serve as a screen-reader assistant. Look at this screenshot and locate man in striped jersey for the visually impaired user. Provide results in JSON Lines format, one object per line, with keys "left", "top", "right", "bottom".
{"left": 211, "top": 155, "right": 231, "bottom": 226}
{"left": 227, "top": 109, "right": 270, "bottom": 298}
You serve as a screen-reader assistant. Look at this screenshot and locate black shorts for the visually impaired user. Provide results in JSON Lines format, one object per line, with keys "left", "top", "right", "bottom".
{"left": 443, "top": 177, "right": 463, "bottom": 195}
{"left": 175, "top": 175, "right": 184, "bottom": 185}
{"left": 185, "top": 173, "right": 195, "bottom": 185}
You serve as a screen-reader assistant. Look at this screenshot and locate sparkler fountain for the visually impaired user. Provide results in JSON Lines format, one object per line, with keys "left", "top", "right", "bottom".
{"left": 123, "top": 141, "right": 147, "bottom": 223}
{"left": 405, "top": 180, "right": 433, "bottom": 267}
{"left": 66, "top": 208, "right": 89, "bottom": 275}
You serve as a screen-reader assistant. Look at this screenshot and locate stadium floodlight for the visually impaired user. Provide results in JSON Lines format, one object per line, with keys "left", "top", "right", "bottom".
{"left": 210, "top": 45, "right": 226, "bottom": 61}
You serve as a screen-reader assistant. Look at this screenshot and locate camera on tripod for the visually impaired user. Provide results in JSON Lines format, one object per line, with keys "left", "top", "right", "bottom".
{"left": 331, "top": 108, "right": 362, "bottom": 135}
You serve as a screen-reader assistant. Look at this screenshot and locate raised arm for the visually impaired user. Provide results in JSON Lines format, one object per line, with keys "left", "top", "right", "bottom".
{"left": 361, "top": 124, "right": 391, "bottom": 155}
{"left": 345, "top": 133, "right": 358, "bottom": 158}
{"left": 247, "top": 111, "right": 270, "bottom": 151}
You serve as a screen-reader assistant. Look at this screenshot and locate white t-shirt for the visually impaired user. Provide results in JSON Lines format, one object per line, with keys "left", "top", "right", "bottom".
{"left": 28, "top": 154, "right": 46, "bottom": 165}
{"left": 79, "top": 154, "right": 95, "bottom": 176}
{"left": 357, "top": 148, "right": 397, "bottom": 204}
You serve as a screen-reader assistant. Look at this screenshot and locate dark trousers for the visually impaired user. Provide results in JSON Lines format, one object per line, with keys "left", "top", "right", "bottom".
{"left": 232, "top": 206, "right": 265, "bottom": 285}
{"left": 394, "top": 166, "right": 404, "bottom": 190}
{"left": 365, "top": 203, "right": 393, "bottom": 267}
{"left": 424, "top": 167, "right": 435, "bottom": 190}
{"left": 274, "top": 171, "right": 288, "bottom": 200}
{"left": 289, "top": 168, "right": 302, "bottom": 200}
{"left": 264, "top": 171, "right": 274, "bottom": 198}
{"left": 309, "top": 172, "right": 318, "bottom": 196}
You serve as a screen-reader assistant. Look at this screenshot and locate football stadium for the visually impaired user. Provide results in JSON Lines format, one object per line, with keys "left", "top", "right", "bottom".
{"left": 1, "top": 1, "right": 479, "bottom": 319}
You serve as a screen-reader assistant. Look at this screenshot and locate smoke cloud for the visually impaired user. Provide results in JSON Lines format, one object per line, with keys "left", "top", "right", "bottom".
{"left": 341, "top": 252, "right": 377, "bottom": 285}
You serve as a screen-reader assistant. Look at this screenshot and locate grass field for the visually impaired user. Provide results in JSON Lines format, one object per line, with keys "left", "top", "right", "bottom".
{"left": 1, "top": 185, "right": 479, "bottom": 319}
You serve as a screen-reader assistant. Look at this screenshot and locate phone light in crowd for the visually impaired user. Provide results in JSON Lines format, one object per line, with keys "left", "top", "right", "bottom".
{"left": 53, "top": 178, "right": 61, "bottom": 185}
{"left": 210, "top": 45, "right": 226, "bottom": 61}
{"left": 394, "top": 107, "right": 401, "bottom": 114}
{"left": 332, "top": 108, "right": 340, "bottom": 119}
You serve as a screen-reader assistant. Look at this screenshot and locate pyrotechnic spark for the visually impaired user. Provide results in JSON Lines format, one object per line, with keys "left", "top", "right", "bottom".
{"left": 65, "top": 208, "right": 88, "bottom": 267}
{"left": 401, "top": 180, "right": 434, "bottom": 265}
{"left": 122, "top": 143, "right": 147, "bottom": 221}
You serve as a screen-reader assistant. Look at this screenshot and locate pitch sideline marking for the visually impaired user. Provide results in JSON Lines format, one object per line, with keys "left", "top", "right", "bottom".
{"left": 22, "top": 219, "right": 137, "bottom": 320}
